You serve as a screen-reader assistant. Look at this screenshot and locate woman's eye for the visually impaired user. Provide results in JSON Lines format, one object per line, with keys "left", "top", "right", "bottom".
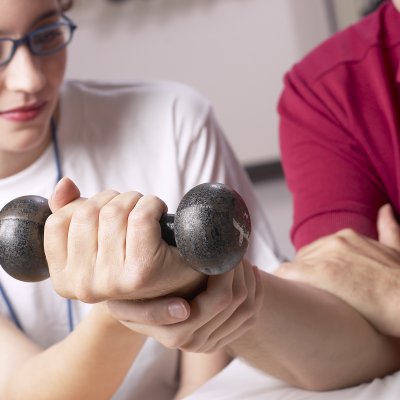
{"left": 32, "top": 27, "right": 64, "bottom": 51}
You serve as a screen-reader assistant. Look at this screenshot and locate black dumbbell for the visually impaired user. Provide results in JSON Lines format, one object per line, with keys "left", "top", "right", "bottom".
{"left": 0, "top": 182, "right": 251, "bottom": 282}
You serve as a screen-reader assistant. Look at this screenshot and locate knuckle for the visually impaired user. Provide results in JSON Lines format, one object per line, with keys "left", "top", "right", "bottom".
{"left": 99, "top": 202, "right": 125, "bottom": 221}
{"left": 45, "top": 212, "right": 66, "bottom": 236}
{"left": 142, "top": 194, "right": 163, "bottom": 205}
{"left": 74, "top": 281, "right": 97, "bottom": 303}
{"left": 128, "top": 195, "right": 163, "bottom": 223}
{"left": 325, "top": 234, "right": 350, "bottom": 252}
{"left": 335, "top": 228, "right": 358, "bottom": 242}
{"left": 74, "top": 201, "right": 99, "bottom": 222}
{"left": 104, "top": 189, "right": 120, "bottom": 198}
{"left": 128, "top": 207, "right": 151, "bottom": 226}
{"left": 96, "top": 272, "right": 134, "bottom": 299}
{"left": 119, "top": 267, "right": 151, "bottom": 292}
{"left": 51, "top": 278, "right": 70, "bottom": 299}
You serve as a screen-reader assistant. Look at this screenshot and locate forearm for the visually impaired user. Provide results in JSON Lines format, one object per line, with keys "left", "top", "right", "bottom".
{"left": 3, "top": 304, "right": 145, "bottom": 400}
{"left": 175, "top": 351, "right": 232, "bottom": 399}
{"left": 227, "top": 272, "right": 400, "bottom": 391}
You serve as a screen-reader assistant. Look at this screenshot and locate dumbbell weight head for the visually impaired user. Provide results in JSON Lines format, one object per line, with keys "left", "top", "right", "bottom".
{"left": 174, "top": 183, "right": 251, "bottom": 275}
{"left": 0, "top": 195, "right": 51, "bottom": 282}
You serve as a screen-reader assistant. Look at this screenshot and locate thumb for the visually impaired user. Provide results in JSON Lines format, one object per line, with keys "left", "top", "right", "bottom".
{"left": 377, "top": 203, "right": 400, "bottom": 250}
{"left": 49, "top": 177, "right": 81, "bottom": 212}
{"left": 107, "top": 297, "right": 190, "bottom": 326}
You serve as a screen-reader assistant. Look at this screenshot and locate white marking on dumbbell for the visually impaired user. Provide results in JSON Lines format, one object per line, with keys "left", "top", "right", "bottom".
{"left": 233, "top": 218, "right": 250, "bottom": 246}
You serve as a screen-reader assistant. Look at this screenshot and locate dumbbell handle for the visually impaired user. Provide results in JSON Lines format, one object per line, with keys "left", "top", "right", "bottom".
{"left": 159, "top": 214, "right": 176, "bottom": 247}
{"left": 0, "top": 183, "right": 251, "bottom": 282}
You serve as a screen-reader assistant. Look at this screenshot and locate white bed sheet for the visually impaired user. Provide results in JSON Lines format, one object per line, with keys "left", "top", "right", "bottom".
{"left": 185, "top": 359, "right": 400, "bottom": 399}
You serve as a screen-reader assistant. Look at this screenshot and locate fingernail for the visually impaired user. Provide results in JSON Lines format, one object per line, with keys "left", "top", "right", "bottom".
{"left": 51, "top": 177, "right": 65, "bottom": 201}
{"left": 168, "top": 302, "right": 188, "bottom": 319}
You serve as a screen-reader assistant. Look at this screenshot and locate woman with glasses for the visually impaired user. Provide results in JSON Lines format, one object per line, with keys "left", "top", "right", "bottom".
{"left": 3, "top": 1, "right": 400, "bottom": 399}
{"left": 0, "top": 0, "right": 282, "bottom": 399}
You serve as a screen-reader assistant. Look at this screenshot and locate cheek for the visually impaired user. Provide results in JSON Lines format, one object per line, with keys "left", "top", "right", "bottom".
{"left": 0, "top": 52, "right": 66, "bottom": 108}
{"left": 54, "top": 53, "right": 67, "bottom": 86}
{"left": 45, "top": 52, "right": 67, "bottom": 93}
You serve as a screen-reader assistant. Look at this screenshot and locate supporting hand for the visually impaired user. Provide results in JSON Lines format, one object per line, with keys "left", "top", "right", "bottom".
{"left": 275, "top": 204, "right": 400, "bottom": 337}
{"left": 107, "top": 260, "right": 263, "bottom": 353}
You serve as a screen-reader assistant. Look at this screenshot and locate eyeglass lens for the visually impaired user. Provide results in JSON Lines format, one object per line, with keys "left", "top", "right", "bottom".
{"left": 0, "top": 22, "right": 74, "bottom": 66}
{"left": 30, "top": 24, "right": 72, "bottom": 55}
{"left": 0, "top": 41, "right": 13, "bottom": 65}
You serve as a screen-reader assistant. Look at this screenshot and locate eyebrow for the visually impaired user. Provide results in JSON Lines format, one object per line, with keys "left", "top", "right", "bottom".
{"left": 32, "top": 9, "right": 61, "bottom": 27}
{"left": 0, "top": 8, "right": 61, "bottom": 36}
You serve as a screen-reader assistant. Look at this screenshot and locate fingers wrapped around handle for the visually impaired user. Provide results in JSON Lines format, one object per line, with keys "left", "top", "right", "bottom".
{"left": 0, "top": 183, "right": 251, "bottom": 282}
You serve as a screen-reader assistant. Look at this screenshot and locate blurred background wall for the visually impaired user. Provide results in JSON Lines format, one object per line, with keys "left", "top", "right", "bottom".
{"left": 65, "top": 0, "right": 380, "bottom": 259}
{"left": 65, "top": 0, "right": 377, "bottom": 170}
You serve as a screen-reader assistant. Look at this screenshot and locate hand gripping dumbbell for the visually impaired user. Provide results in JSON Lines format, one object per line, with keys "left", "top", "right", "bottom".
{"left": 0, "top": 183, "right": 251, "bottom": 282}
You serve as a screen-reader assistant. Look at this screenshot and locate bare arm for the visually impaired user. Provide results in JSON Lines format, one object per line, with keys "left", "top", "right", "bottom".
{"left": 234, "top": 202, "right": 400, "bottom": 389}
{"left": 0, "top": 303, "right": 145, "bottom": 400}
{"left": 0, "top": 178, "right": 146, "bottom": 399}
{"left": 276, "top": 204, "right": 400, "bottom": 338}
{"left": 46, "top": 178, "right": 400, "bottom": 392}
{"left": 175, "top": 351, "right": 232, "bottom": 399}
{"left": 227, "top": 271, "right": 400, "bottom": 390}
{"left": 110, "top": 259, "right": 400, "bottom": 391}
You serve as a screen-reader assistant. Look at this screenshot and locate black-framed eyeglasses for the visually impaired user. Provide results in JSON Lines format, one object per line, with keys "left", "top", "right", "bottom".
{"left": 0, "top": 14, "right": 77, "bottom": 67}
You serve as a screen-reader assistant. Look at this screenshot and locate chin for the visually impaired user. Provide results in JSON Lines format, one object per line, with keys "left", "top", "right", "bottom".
{"left": 1, "top": 126, "right": 51, "bottom": 154}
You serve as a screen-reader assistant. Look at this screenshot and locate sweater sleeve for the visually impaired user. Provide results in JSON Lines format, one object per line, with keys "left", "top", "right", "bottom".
{"left": 278, "top": 66, "right": 387, "bottom": 250}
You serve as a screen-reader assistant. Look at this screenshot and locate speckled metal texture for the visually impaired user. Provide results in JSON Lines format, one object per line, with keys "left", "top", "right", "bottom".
{"left": 0, "top": 196, "right": 51, "bottom": 282}
{"left": 174, "top": 183, "right": 251, "bottom": 275}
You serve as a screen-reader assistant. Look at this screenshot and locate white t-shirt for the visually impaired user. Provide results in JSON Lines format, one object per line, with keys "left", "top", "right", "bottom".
{"left": 0, "top": 80, "right": 280, "bottom": 399}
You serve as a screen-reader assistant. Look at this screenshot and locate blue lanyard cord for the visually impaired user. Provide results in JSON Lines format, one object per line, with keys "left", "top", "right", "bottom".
{"left": 51, "top": 117, "right": 63, "bottom": 183}
{"left": 0, "top": 278, "right": 74, "bottom": 333}
{"left": 0, "top": 118, "right": 74, "bottom": 333}
{"left": 67, "top": 297, "right": 74, "bottom": 332}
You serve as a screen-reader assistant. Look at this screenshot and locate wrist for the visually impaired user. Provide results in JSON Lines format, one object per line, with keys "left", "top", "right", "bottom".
{"left": 172, "top": 270, "right": 208, "bottom": 300}
{"left": 90, "top": 303, "right": 139, "bottom": 334}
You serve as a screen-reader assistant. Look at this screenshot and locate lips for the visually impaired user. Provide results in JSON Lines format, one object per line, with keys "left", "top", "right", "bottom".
{"left": 0, "top": 102, "right": 47, "bottom": 122}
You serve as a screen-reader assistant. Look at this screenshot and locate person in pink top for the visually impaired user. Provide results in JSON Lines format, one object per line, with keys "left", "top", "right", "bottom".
{"left": 279, "top": 0, "right": 398, "bottom": 249}
{"left": 277, "top": 0, "right": 400, "bottom": 344}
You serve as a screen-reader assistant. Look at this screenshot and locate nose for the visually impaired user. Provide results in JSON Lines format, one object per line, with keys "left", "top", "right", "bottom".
{"left": 3, "top": 45, "right": 46, "bottom": 94}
